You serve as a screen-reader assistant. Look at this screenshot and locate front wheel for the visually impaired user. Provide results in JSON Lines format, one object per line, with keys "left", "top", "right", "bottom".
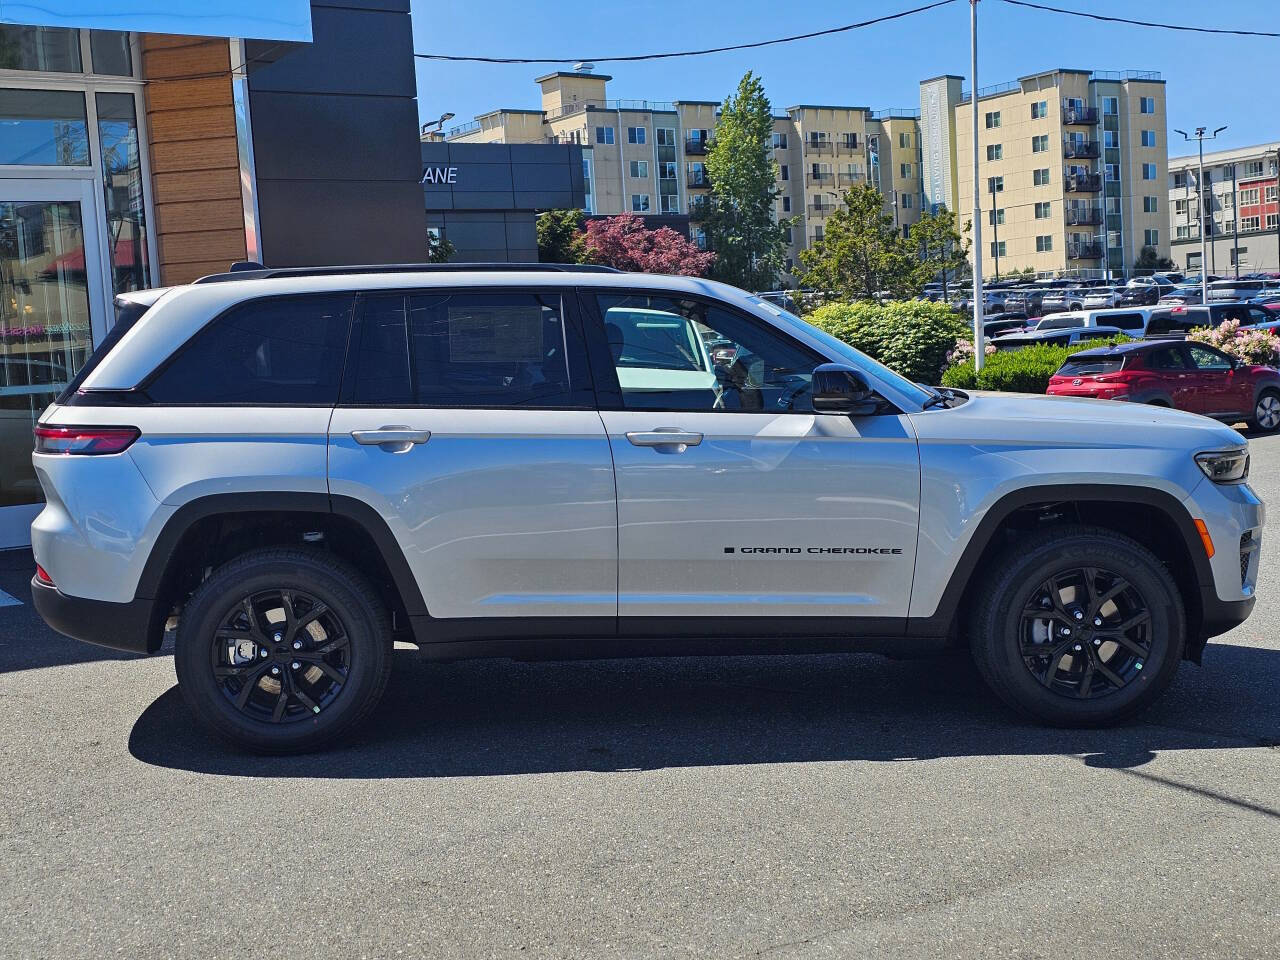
{"left": 175, "top": 548, "right": 392, "bottom": 753}
{"left": 1250, "top": 389, "right": 1280, "bottom": 432}
{"left": 970, "top": 526, "right": 1185, "bottom": 727}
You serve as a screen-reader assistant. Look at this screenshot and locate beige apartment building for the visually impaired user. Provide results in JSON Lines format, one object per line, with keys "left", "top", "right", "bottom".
{"left": 442, "top": 66, "right": 926, "bottom": 276}
{"left": 921, "top": 69, "right": 1169, "bottom": 280}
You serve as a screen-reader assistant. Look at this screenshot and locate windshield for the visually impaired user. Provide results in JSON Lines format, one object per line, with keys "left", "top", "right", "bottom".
{"left": 747, "top": 298, "right": 935, "bottom": 406}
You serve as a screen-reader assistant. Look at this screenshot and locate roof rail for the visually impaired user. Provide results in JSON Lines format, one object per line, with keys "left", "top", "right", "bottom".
{"left": 192, "top": 262, "right": 624, "bottom": 284}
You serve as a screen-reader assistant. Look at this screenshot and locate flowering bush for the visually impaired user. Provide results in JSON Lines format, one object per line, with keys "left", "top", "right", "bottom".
{"left": 945, "top": 338, "right": 996, "bottom": 369}
{"left": 1187, "top": 320, "right": 1280, "bottom": 367}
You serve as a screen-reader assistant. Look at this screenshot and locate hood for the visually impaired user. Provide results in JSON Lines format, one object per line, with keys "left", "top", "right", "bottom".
{"left": 912, "top": 390, "right": 1245, "bottom": 453}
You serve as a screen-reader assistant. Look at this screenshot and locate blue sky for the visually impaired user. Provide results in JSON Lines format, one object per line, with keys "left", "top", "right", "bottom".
{"left": 410, "top": 0, "right": 1276, "bottom": 155}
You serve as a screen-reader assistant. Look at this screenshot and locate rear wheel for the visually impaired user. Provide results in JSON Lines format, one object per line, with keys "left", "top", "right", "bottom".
{"left": 970, "top": 526, "right": 1184, "bottom": 727}
{"left": 175, "top": 548, "right": 392, "bottom": 753}
{"left": 1250, "top": 389, "right": 1280, "bottom": 432}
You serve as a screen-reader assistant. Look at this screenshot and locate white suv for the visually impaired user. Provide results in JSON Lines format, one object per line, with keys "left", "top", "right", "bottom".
{"left": 31, "top": 265, "right": 1263, "bottom": 751}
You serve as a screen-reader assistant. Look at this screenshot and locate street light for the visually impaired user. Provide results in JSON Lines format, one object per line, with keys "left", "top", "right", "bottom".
{"left": 421, "top": 111, "right": 456, "bottom": 140}
{"left": 1175, "top": 125, "right": 1226, "bottom": 305}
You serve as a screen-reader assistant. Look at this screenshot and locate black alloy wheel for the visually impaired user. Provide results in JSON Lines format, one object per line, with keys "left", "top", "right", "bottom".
{"left": 213, "top": 589, "right": 351, "bottom": 723}
{"left": 1018, "top": 567, "right": 1151, "bottom": 700}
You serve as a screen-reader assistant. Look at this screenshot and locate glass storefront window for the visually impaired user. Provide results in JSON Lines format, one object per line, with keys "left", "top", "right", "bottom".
{"left": 89, "top": 31, "right": 133, "bottom": 77}
{"left": 95, "top": 93, "right": 149, "bottom": 292}
{"left": 0, "top": 25, "right": 82, "bottom": 73}
{"left": 0, "top": 88, "right": 90, "bottom": 166}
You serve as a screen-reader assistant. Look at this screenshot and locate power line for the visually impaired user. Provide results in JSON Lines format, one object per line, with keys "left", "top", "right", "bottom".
{"left": 412, "top": 0, "right": 957, "bottom": 64}
{"left": 998, "top": 0, "right": 1280, "bottom": 39}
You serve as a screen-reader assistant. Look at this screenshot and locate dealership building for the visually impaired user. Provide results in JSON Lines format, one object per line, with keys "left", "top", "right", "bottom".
{"left": 0, "top": 2, "right": 428, "bottom": 545}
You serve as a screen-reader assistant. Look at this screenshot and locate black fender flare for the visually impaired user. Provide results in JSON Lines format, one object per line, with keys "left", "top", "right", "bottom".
{"left": 134, "top": 492, "right": 428, "bottom": 616}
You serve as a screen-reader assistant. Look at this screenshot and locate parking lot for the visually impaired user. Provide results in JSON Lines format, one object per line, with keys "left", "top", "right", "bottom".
{"left": 1, "top": 440, "right": 1277, "bottom": 959}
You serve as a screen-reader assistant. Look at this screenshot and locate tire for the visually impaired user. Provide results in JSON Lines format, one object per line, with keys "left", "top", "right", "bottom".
{"left": 175, "top": 548, "right": 392, "bottom": 753}
{"left": 1249, "top": 388, "right": 1280, "bottom": 432}
{"left": 970, "top": 525, "right": 1185, "bottom": 727}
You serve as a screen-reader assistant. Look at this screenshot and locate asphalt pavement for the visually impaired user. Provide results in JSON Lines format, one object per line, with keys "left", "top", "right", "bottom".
{"left": 2, "top": 436, "right": 1278, "bottom": 959}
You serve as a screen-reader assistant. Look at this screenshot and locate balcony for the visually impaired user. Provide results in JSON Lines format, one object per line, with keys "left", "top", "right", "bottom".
{"left": 835, "top": 139, "right": 861, "bottom": 154}
{"left": 685, "top": 137, "right": 711, "bottom": 155}
{"left": 837, "top": 170, "right": 863, "bottom": 185}
{"left": 1067, "top": 242, "right": 1103, "bottom": 260}
{"left": 1062, "top": 105, "right": 1099, "bottom": 125}
{"left": 689, "top": 198, "right": 712, "bottom": 219}
{"left": 1063, "top": 139, "right": 1100, "bottom": 159}
{"left": 1064, "top": 173, "right": 1103, "bottom": 193}
{"left": 809, "top": 201, "right": 838, "bottom": 216}
{"left": 687, "top": 171, "right": 711, "bottom": 188}
{"left": 806, "top": 171, "right": 834, "bottom": 186}
{"left": 1065, "top": 206, "right": 1103, "bottom": 226}
{"left": 804, "top": 139, "right": 833, "bottom": 155}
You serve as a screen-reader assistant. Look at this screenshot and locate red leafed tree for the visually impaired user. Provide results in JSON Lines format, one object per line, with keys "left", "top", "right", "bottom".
{"left": 583, "top": 214, "right": 716, "bottom": 276}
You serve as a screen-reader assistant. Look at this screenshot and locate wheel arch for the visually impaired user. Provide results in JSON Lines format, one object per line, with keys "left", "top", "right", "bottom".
{"left": 911, "top": 484, "right": 1211, "bottom": 657}
{"left": 136, "top": 493, "right": 428, "bottom": 651}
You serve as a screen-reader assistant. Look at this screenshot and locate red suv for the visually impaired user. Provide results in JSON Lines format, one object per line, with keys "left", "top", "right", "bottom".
{"left": 1047, "top": 340, "right": 1280, "bottom": 430}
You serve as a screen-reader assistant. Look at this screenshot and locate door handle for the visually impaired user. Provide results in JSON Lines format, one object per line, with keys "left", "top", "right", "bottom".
{"left": 626, "top": 429, "right": 703, "bottom": 452}
{"left": 351, "top": 425, "right": 431, "bottom": 453}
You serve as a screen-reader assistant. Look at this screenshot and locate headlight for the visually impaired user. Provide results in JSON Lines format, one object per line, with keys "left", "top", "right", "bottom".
{"left": 1195, "top": 449, "right": 1250, "bottom": 483}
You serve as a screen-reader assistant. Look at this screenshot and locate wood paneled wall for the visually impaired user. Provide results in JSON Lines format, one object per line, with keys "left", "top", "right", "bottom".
{"left": 140, "top": 35, "right": 247, "bottom": 284}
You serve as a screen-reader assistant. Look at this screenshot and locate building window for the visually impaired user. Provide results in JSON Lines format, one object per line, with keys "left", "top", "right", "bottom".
{"left": 772, "top": 132, "right": 788, "bottom": 149}
{"left": 782, "top": 196, "right": 791, "bottom": 212}
{"left": 984, "top": 111, "right": 1001, "bottom": 129}
{"left": 900, "top": 162, "right": 912, "bottom": 177}
{"left": 901, "top": 193, "right": 913, "bottom": 210}
{"left": 986, "top": 175, "right": 1004, "bottom": 193}
{"left": 842, "top": 132, "right": 859, "bottom": 149}
{"left": 659, "top": 161, "right": 677, "bottom": 180}
{"left": 986, "top": 144, "right": 1002, "bottom": 161}
{"left": 990, "top": 240, "right": 1007, "bottom": 258}
{"left": 1139, "top": 96, "right": 1155, "bottom": 114}
{"left": 629, "top": 160, "right": 648, "bottom": 178}
{"left": 1036, "top": 235, "right": 1053, "bottom": 252}
{"left": 1106, "top": 197, "right": 1121, "bottom": 215}
{"left": 0, "top": 88, "right": 90, "bottom": 165}
{"left": 1176, "top": 225, "right": 1191, "bottom": 239}
{"left": 656, "top": 127, "right": 675, "bottom": 146}
{"left": 627, "top": 126, "right": 647, "bottom": 144}
{"left": 595, "top": 126, "right": 614, "bottom": 145}
{"left": 1174, "top": 199, "right": 1188, "bottom": 218}
{"left": 783, "top": 226, "right": 792, "bottom": 244}
{"left": 1142, "top": 163, "right": 1157, "bottom": 180}
{"left": 780, "top": 165, "right": 789, "bottom": 181}
{"left": 1241, "top": 216, "right": 1261, "bottom": 231}
{"left": 1102, "top": 96, "right": 1118, "bottom": 116}
{"left": 1243, "top": 160, "right": 1265, "bottom": 177}
{"left": 582, "top": 157, "right": 594, "bottom": 213}
{"left": 1031, "top": 134, "right": 1048, "bottom": 153}
{"left": 1143, "top": 196, "right": 1158, "bottom": 213}
{"left": 1105, "top": 163, "right": 1120, "bottom": 181}
{"left": 1268, "top": 213, "right": 1279, "bottom": 230}
{"left": 1104, "top": 130, "right": 1117, "bottom": 148}
{"left": 988, "top": 208, "right": 1004, "bottom": 226}
{"left": 96, "top": 91, "right": 151, "bottom": 292}
{"left": 1034, "top": 201, "right": 1051, "bottom": 219}
{"left": 1141, "top": 130, "right": 1157, "bottom": 147}
{"left": 1223, "top": 220, "right": 1234, "bottom": 235}
{"left": 1033, "top": 168, "right": 1050, "bottom": 186}
{"left": 1266, "top": 185, "right": 1278, "bottom": 203}
{"left": 1144, "top": 228, "right": 1159, "bottom": 246}
{"left": 1240, "top": 187, "right": 1260, "bottom": 205}
{"left": 631, "top": 194, "right": 650, "bottom": 212}
{"left": 1031, "top": 100, "right": 1047, "bottom": 120}
{"left": 898, "top": 132, "right": 910, "bottom": 148}
{"left": 1172, "top": 172, "right": 1188, "bottom": 189}
{"left": 661, "top": 194, "right": 679, "bottom": 213}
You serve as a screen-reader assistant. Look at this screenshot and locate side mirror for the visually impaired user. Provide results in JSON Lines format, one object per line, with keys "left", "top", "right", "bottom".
{"left": 812, "top": 363, "right": 880, "bottom": 416}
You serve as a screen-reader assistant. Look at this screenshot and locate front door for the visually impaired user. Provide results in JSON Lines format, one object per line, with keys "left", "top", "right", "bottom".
{"left": 585, "top": 291, "right": 920, "bottom": 629}
{"left": 326, "top": 288, "right": 618, "bottom": 626}
{"left": 0, "top": 179, "right": 107, "bottom": 547}
{"left": 1185, "top": 343, "right": 1242, "bottom": 418}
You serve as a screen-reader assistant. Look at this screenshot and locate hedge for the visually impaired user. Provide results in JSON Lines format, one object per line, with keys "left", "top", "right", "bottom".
{"left": 805, "top": 300, "right": 969, "bottom": 385}
{"left": 941, "top": 336, "right": 1134, "bottom": 394}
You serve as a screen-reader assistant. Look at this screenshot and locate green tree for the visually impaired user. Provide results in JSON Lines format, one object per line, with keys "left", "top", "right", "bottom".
{"left": 1134, "top": 245, "right": 1175, "bottom": 272}
{"left": 797, "top": 183, "right": 913, "bottom": 301}
{"left": 908, "top": 205, "right": 970, "bottom": 299}
{"left": 536, "top": 208, "right": 587, "bottom": 264}
{"left": 702, "top": 72, "right": 790, "bottom": 291}
{"left": 427, "top": 231, "right": 454, "bottom": 263}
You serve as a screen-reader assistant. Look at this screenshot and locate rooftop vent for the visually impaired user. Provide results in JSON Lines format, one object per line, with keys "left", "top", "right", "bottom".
{"left": 574, "top": 61, "right": 595, "bottom": 73}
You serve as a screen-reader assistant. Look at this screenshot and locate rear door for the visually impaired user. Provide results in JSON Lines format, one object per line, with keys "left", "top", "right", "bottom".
{"left": 326, "top": 288, "right": 617, "bottom": 624}
{"left": 582, "top": 290, "right": 920, "bottom": 629}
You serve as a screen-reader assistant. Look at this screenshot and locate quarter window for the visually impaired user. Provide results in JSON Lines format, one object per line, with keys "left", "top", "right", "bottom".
{"left": 147, "top": 296, "right": 353, "bottom": 405}
{"left": 594, "top": 294, "right": 823, "bottom": 413}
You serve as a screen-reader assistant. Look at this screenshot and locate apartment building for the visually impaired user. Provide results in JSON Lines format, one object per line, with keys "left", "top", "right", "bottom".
{"left": 922, "top": 69, "right": 1169, "bottom": 280}
{"left": 443, "top": 66, "right": 926, "bottom": 275}
{"left": 1168, "top": 141, "right": 1280, "bottom": 274}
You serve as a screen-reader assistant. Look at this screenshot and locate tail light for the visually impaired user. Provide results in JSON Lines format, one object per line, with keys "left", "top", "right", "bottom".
{"left": 35, "top": 564, "right": 54, "bottom": 586}
{"left": 34, "top": 425, "right": 140, "bottom": 456}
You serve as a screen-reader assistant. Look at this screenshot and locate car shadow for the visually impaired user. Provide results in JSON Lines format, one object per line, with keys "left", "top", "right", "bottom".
{"left": 128, "top": 642, "right": 1280, "bottom": 779}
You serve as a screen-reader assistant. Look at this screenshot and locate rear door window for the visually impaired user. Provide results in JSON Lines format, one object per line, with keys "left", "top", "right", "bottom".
{"left": 1106, "top": 312, "right": 1145, "bottom": 331}
{"left": 345, "top": 290, "right": 592, "bottom": 408}
{"left": 145, "top": 295, "right": 354, "bottom": 405}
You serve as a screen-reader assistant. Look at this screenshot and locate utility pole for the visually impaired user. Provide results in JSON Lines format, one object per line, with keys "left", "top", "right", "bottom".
{"left": 1176, "top": 125, "right": 1226, "bottom": 305}
{"left": 970, "top": 0, "right": 985, "bottom": 371}
{"left": 1231, "top": 163, "right": 1240, "bottom": 281}
{"left": 990, "top": 178, "right": 1000, "bottom": 281}
{"left": 1273, "top": 147, "right": 1280, "bottom": 275}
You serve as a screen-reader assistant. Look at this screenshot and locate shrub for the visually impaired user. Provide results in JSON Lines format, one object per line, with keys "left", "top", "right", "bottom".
{"left": 806, "top": 300, "right": 969, "bottom": 384}
{"left": 1187, "top": 319, "right": 1280, "bottom": 366}
{"left": 940, "top": 336, "right": 1133, "bottom": 394}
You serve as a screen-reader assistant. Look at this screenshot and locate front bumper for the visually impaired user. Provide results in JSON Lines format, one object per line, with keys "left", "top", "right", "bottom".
{"left": 31, "top": 577, "right": 162, "bottom": 655}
